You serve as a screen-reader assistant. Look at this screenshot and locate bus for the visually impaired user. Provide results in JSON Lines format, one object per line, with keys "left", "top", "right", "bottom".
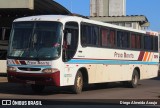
{"left": 7, "top": 15, "right": 159, "bottom": 94}
{"left": 0, "top": 27, "right": 10, "bottom": 75}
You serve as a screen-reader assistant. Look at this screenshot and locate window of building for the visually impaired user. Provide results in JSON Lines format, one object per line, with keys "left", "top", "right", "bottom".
{"left": 125, "top": 23, "right": 132, "bottom": 27}
{"left": 119, "top": 23, "right": 125, "bottom": 27}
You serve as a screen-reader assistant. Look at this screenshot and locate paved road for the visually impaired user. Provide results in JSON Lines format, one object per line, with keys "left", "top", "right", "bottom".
{"left": 0, "top": 77, "right": 160, "bottom": 108}
{"left": 0, "top": 77, "right": 159, "bottom": 100}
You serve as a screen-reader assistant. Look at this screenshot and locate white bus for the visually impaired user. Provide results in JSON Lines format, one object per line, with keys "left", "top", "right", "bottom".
{"left": 7, "top": 15, "right": 159, "bottom": 94}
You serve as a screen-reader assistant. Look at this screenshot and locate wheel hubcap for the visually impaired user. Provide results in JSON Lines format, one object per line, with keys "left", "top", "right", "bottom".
{"left": 77, "top": 75, "right": 82, "bottom": 91}
{"left": 133, "top": 75, "right": 138, "bottom": 85}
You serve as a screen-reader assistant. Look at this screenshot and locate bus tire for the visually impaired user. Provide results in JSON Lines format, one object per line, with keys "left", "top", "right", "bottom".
{"left": 31, "top": 84, "right": 45, "bottom": 93}
{"left": 72, "top": 71, "right": 83, "bottom": 94}
{"left": 128, "top": 70, "right": 139, "bottom": 88}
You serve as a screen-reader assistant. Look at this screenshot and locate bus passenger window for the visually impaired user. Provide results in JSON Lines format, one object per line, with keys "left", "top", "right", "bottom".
{"left": 154, "top": 36, "right": 158, "bottom": 51}
{"left": 81, "top": 24, "right": 99, "bottom": 47}
{"left": 144, "top": 36, "right": 153, "bottom": 50}
{"left": 110, "top": 30, "right": 115, "bottom": 48}
{"left": 81, "top": 25, "right": 91, "bottom": 46}
{"left": 117, "top": 31, "right": 123, "bottom": 48}
{"left": 92, "top": 26, "right": 99, "bottom": 46}
{"left": 101, "top": 29, "right": 109, "bottom": 47}
{"left": 123, "top": 32, "right": 130, "bottom": 48}
{"left": 136, "top": 35, "right": 141, "bottom": 49}
{"left": 131, "top": 34, "right": 136, "bottom": 49}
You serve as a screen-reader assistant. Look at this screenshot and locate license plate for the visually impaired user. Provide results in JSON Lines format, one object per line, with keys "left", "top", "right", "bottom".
{"left": 26, "top": 81, "right": 35, "bottom": 84}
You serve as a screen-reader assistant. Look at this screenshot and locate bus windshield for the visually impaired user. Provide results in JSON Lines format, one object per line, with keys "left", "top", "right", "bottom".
{"left": 8, "top": 21, "right": 62, "bottom": 60}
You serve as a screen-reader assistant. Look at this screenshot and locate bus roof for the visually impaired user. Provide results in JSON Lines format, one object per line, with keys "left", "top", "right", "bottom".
{"left": 14, "top": 15, "right": 147, "bottom": 34}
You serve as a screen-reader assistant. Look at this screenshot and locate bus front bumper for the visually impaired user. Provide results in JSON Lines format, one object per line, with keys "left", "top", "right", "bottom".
{"left": 7, "top": 71, "right": 60, "bottom": 86}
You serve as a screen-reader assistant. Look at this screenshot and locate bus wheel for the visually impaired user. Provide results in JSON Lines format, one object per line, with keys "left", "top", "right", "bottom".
{"left": 31, "top": 84, "right": 45, "bottom": 93}
{"left": 72, "top": 71, "right": 83, "bottom": 94}
{"left": 128, "top": 70, "right": 139, "bottom": 88}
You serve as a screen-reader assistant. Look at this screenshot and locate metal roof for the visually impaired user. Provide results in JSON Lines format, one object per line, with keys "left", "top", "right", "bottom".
{"left": 0, "top": 0, "right": 72, "bottom": 27}
{"left": 0, "top": 0, "right": 71, "bottom": 17}
{"left": 89, "top": 15, "right": 149, "bottom": 25}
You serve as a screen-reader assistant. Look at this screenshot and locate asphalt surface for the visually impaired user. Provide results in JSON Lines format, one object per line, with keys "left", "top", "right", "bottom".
{"left": 0, "top": 77, "right": 159, "bottom": 99}
{"left": 0, "top": 76, "right": 159, "bottom": 107}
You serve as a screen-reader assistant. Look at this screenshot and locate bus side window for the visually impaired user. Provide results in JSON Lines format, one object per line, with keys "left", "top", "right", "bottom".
{"left": 144, "top": 35, "right": 153, "bottom": 51}
{"left": 110, "top": 30, "right": 115, "bottom": 48}
{"left": 117, "top": 31, "right": 123, "bottom": 48}
{"left": 136, "top": 35, "right": 141, "bottom": 49}
{"left": 131, "top": 34, "right": 136, "bottom": 49}
{"left": 101, "top": 28, "right": 109, "bottom": 47}
{"left": 154, "top": 36, "right": 158, "bottom": 51}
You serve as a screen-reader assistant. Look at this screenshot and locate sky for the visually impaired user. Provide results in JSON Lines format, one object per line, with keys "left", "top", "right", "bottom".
{"left": 55, "top": 0, "right": 160, "bottom": 31}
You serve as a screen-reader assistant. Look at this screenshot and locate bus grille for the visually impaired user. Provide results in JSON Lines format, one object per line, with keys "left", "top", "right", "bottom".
{"left": 18, "top": 67, "right": 41, "bottom": 71}
{"left": 16, "top": 76, "right": 45, "bottom": 81}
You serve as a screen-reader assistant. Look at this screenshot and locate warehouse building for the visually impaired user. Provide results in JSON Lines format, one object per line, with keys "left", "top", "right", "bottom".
{"left": 90, "top": 0, "right": 149, "bottom": 30}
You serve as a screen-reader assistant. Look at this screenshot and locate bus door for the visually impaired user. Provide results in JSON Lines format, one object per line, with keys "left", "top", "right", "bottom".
{"left": 62, "top": 22, "right": 79, "bottom": 62}
{"left": 62, "top": 22, "right": 79, "bottom": 85}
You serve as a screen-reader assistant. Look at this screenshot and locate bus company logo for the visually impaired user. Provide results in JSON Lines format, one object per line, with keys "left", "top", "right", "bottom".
{"left": 2, "top": 100, "right": 11, "bottom": 105}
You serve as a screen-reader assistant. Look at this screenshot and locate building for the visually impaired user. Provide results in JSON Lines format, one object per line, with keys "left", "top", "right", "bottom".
{"left": 89, "top": 0, "right": 149, "bottom": 30}
{"left": 90, "top": 0, "right": 126, "bottom": 16}
{"left": 89, "top": 15, "right": 150, "bottom": 30}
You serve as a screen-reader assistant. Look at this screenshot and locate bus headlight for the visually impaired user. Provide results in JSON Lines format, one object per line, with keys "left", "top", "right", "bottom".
{"left": 42, "top": 68, "right": 59, "bottom": 74}
{"left": 7, "top": 66, "right": 16, "bottom": 72}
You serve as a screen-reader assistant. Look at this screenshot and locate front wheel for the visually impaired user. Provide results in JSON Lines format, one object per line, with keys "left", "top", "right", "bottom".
{"left": 128, "top": 70, "right": 139, "bottom": 88}
{"left": 72, "top": 71, "right": 83, "bottom": 94}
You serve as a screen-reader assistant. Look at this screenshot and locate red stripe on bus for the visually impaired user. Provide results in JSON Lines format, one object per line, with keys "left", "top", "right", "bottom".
{"left": 138, "top": 51, "right": 145, "bottom": 61}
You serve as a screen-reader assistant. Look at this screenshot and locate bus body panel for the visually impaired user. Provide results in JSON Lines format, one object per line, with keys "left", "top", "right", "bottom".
{"left": 7, "top": 15, "right": 159, "bottom": 90}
